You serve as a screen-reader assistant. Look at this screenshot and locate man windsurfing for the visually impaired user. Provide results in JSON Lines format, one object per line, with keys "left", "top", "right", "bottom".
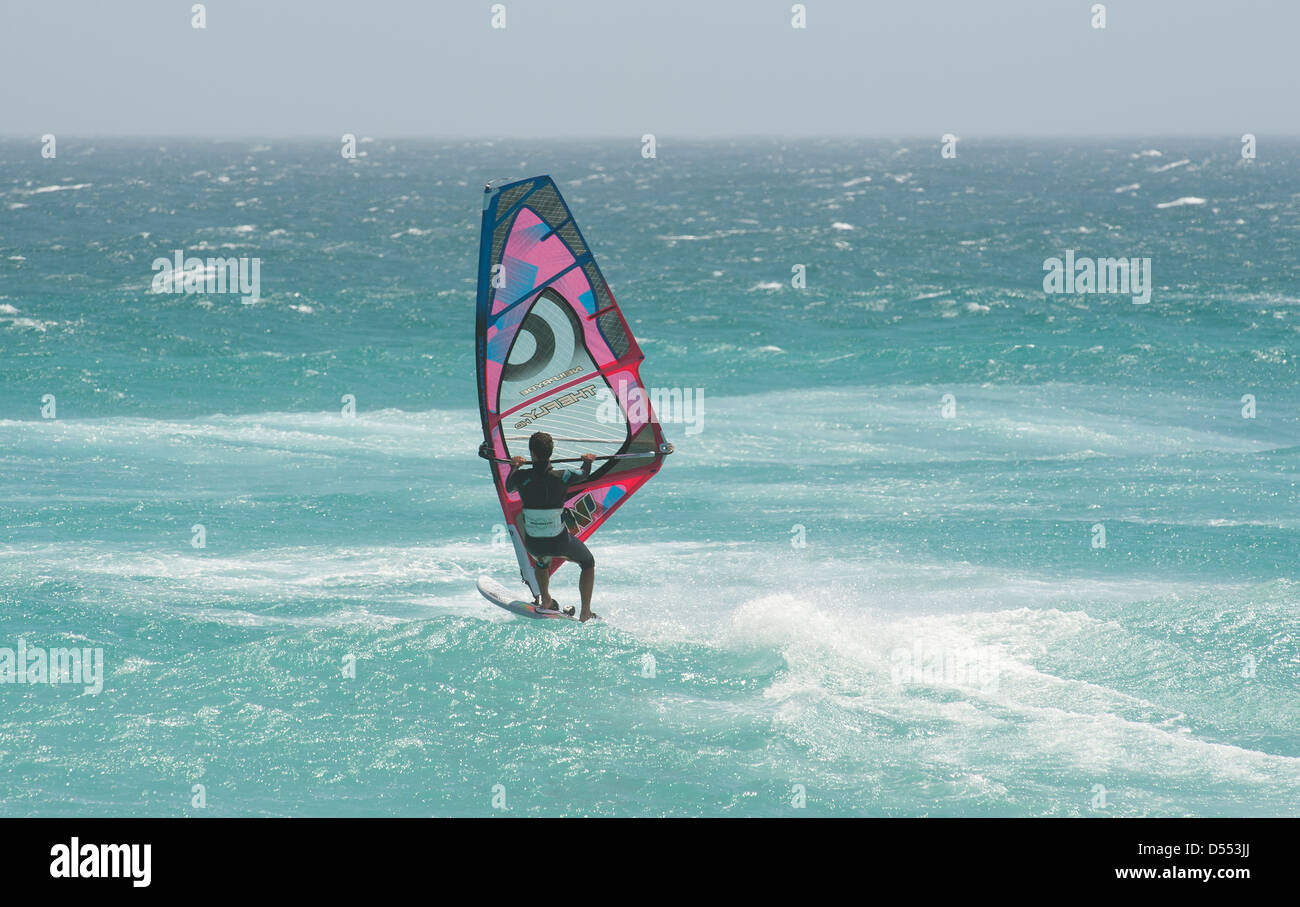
{"left": 505, "top": 431, "right": 599, "bottom": 622}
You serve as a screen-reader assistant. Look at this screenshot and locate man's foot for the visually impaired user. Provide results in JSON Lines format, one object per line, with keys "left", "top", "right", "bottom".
{"left": 536, "top": 597, "right": 560, "bottom": 613}
{"left": 580, "top": 610, "right": 598, "bottom": 623}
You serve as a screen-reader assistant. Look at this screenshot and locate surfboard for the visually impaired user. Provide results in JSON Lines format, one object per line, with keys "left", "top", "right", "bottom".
{"left": 473, "top": 175, "right": 673, "bottom": 611}
{"left": 476, "top": 575, "right": 581, "bottom": 621}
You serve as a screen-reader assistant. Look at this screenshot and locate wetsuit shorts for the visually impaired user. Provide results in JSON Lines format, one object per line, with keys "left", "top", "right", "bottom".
{"left": 525, "top": 530, "right": 595, "bottom": 570}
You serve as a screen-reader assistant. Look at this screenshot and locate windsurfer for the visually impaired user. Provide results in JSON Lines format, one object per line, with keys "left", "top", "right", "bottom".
{"left": 505, "top": 431, "right": 599, "bottom": 621}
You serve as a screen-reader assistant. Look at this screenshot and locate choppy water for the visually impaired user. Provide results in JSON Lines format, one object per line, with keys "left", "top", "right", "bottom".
{"left": 1, "top": 138, "right": 1297, "bottom": 816}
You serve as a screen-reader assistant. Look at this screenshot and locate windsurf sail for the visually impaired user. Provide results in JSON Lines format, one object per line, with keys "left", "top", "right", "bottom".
{"left": 475, "top": 175, "right": 672, "bottom": 597}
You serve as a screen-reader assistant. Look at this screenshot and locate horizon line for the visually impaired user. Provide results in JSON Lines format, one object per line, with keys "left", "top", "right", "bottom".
{"left": 2, "top": 132, "right": 1296, "bottom": 142}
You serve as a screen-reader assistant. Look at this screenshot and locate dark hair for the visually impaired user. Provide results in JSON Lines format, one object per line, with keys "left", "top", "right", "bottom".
{"left": 528, "top": 432, "right": 554, "bottom": 465}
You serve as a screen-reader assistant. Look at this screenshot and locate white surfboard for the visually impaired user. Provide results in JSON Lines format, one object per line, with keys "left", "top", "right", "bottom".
{"left": 476, "top": 575, "right": 582, "bottom": 621}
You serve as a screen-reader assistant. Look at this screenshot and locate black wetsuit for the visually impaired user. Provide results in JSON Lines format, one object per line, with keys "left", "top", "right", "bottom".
{"left": 505, "top": 460, "right": 595, "bottom": 569}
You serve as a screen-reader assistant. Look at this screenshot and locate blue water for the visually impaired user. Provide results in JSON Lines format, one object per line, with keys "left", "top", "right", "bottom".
{"left": 1, "top": 138, "right": 1297, "bottom": 816}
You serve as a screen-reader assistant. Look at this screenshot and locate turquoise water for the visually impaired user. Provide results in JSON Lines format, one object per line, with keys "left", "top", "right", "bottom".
{"left": 1, "top": 138, "right": 1297, "bottom": 816}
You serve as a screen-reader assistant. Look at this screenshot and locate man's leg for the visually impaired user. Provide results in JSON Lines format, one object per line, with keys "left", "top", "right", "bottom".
{"left": 562, "top": 534, "right": 597, "bottom": 621}
{"left": 535, "top": 561, "right": 556, "bottom": 609}
{"left": 578, "top": 566, "right": 595, "bottom": 621}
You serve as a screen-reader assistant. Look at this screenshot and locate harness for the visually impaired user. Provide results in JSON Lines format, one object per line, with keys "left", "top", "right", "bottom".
{"left": 515, "top": 465, "right": 572, "bottom": 539}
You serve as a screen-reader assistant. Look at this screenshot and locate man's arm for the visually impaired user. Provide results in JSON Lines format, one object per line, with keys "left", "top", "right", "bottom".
{"left": 504, "top": 455, "right": 526, "bottom": 491}
{"left": 563, "top": 452, "right": 596, "bottom": 485}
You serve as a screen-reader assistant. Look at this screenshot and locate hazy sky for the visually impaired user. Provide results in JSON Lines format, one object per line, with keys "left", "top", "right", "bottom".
{"left": 1, "top": 0, "right": 1295, "bottom": 137}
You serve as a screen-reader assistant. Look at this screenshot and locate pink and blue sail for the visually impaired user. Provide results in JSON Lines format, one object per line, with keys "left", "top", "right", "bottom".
{"left": 475, "top": 176, "right": 672, "bottom": 596}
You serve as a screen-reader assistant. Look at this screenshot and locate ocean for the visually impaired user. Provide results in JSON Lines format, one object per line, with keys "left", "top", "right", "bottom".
{"left": 1, "top": 137, "right": 1297, "bottom": 816}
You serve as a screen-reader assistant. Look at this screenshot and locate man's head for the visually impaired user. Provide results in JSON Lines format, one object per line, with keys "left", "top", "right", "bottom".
{"left": 528, "top": 431, "right": 554, "bottom": 464}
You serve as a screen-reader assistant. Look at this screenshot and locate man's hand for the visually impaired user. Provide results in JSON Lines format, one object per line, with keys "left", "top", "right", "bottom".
{"left": 580, "top": 453, "right": 597, "bottom": 464}
{"left": 510, "top": 455, "right": 526, "bottom": 468}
